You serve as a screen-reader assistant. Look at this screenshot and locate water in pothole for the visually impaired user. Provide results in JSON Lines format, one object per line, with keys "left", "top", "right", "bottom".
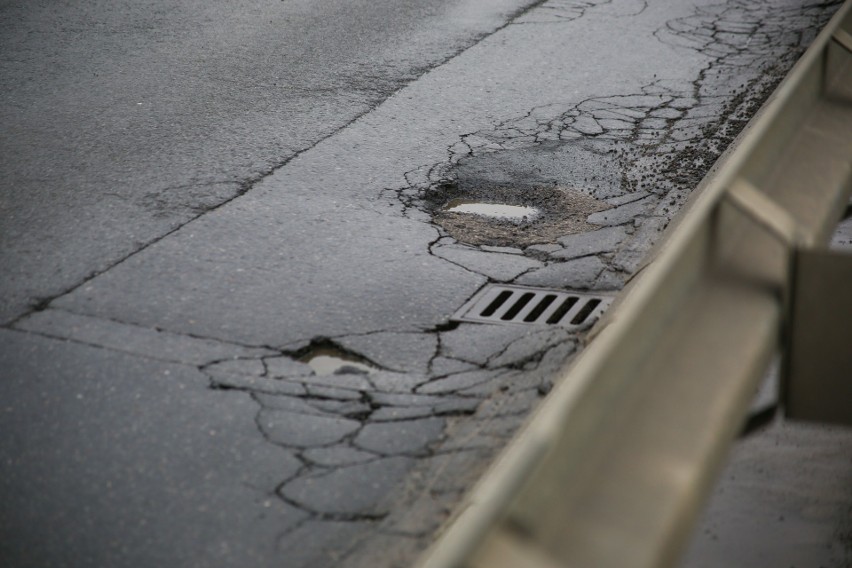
{"left": 443, "top": 199, "right": 539, "bottom": 221}
{"left": 300, "top": 347, "right": 375, "bottom": 375}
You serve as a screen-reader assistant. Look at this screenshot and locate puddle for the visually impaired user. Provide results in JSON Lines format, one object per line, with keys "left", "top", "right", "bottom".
{"left": 300, "top": 347, "right": 375, "bottom": 376}
{"left": 443, "top": 199, "right": 539, "bottom": 221}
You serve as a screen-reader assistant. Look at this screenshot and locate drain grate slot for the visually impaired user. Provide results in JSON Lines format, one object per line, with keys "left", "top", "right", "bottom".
{"left": 571, "top": 298, "right": 601, "bottom": 325}
{"left": 547, "top": 296, "right": 579, "bottom": 325}
{"left": 502, "top": 292, "right": 535, "bottom": 321}
{"left": 452, "top": 284, "right": 613, "bottom": 329}
{"left": 524, "top": 294, "right": 557, "bottom": 322}
{"left": 481, "top": 290, "right": 513, "bottom": 317}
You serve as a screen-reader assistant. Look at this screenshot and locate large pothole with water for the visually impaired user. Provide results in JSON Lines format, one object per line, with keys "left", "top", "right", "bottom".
{"left": 429, "top": 184, "right": 608, "bottom": 248}
{"left": 421, "top": 142, "right": 624, "bottom": 248}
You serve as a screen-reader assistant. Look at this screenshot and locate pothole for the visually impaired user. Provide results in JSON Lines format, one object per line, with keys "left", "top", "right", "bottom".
{"left": 429, "top": 182, "right": 610, "bottom": 248}
{"left": 443, "top": 199, "right": 540, "bottom": 221}
{"left": 299, "top": 347, "right": 376, "bottom": 376}
{"left": 411, "top": 140, "right": 635, "bottom": 248}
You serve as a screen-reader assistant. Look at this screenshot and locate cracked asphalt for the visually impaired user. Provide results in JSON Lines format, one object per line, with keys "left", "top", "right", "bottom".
{"left": 1, "top": 0, "right": 848, "bottom": 567}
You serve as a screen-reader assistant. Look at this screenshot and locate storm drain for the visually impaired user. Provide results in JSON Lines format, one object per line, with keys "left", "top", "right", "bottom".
{"left": 451, "top": 284, "right": 612, "bottom": 329}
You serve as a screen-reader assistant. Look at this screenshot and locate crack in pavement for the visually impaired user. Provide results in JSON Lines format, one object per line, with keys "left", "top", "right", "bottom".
{"left": 181, "top": 312, "right": 570, "bottom": 532}
{"left": 190, "top": 309, "right": 579, "bottom": 563}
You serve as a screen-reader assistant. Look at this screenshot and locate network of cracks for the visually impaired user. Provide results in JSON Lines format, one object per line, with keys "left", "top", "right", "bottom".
{"left": 8, "top": 0, "right": 844, "bottom": 567}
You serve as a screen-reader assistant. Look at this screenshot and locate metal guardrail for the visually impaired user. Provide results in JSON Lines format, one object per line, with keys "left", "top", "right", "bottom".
{"left": 416, "top": 3, "right": 852, "bottom": 567}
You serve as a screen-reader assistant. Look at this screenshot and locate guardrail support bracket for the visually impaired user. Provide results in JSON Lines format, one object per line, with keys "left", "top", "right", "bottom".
{"left": 784, "top": 247, "right": 852, "bottom": 426}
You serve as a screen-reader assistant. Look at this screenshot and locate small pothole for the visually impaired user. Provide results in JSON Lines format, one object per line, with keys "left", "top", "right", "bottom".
{"left": 443, "top": 199, "right": 540, "bottom": 221}
{"left": 299, "top": 347, "right": 376, "bottom": 376}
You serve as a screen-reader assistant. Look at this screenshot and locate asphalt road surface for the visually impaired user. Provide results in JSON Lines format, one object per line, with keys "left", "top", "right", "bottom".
{"left": 0, "top": 0, "right": 545, "bottom": 324}
{"left": 1, "top": 1, "right": 849, "bottom": 567}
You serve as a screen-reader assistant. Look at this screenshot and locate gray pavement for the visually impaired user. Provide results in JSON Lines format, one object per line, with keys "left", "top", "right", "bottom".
{"left": 1, "top": 0, "right": 848, "bottom": 567}
{"left": 0, "top": 0, "right": 543, "bottom": 325}
{"left": 682, "top": 418, "right": 852, "bottom": 568}
{"left": 0, "top": 329, "right": 304, "bottom": 567}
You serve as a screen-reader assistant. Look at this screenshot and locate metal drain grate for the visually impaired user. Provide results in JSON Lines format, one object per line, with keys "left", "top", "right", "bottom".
{"left": 451, "top": 284, "right": 613, "bottom": 329}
